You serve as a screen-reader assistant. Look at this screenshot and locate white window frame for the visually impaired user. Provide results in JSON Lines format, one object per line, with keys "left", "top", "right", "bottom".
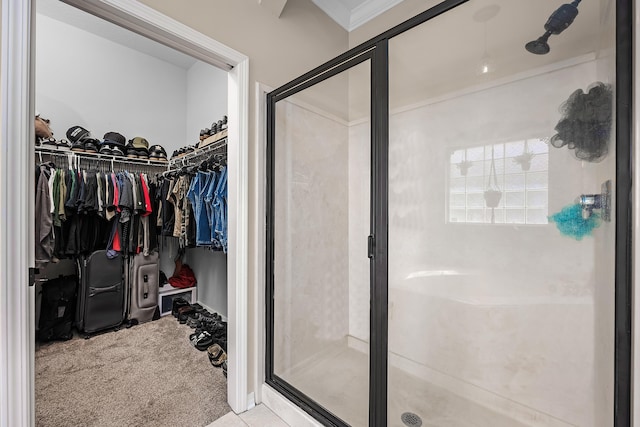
{"left": 448, "top": 139, "right": 549, "bottom": 225}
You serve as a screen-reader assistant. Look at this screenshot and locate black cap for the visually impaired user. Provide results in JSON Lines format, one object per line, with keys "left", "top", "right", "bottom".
{"left": 103, "top": 131, "right": 126, "bottom": 147}
{"left": 66, "top": 126, "right": 90, "bottom": 143}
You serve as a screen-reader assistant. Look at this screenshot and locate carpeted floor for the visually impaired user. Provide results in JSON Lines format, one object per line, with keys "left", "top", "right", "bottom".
{"left": 35, "top": 315, "right": 230, "bottom": 427}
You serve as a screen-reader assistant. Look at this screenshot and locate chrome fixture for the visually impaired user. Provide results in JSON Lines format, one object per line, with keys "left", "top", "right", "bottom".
{"left": 579, "top": 180, "right": 611, "bottom": 221}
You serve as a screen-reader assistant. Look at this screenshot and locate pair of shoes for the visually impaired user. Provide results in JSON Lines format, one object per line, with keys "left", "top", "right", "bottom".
{"left": 149, "top": 144, "right": 168, "bottom": 162}
{"left": 178, "top": 306, "right": 196, "bottom": 324}
{"left": 99, "top": 144, "right": 113, "bottom": 155}
{"left": 40, "top": 137, "right": 57, "bottom": 148}
{"left": 125, "top": 146, "right": 149, "bottom": 158}
{"left": 186, "top": 317, "right": 201, "bottom": 329}
{"left": 71, "top": 140, "right": 86, "bottom": 152}
{"left": 190, "top": 330, "right": 213, "bottom": 351}
{"left": 83, "top": 138, "right": 99, "bottom": 153}
{"left": 207, "top": 343, "right": 227, "bottom": 367}
{"left": 171, "top": 298, "right": 190, "bottom": 317}
{"left": 98, "top": 143, "right": 125, "bottom": 157}
{"left": 57, "top": 139, "right": 71, "bottom": 151}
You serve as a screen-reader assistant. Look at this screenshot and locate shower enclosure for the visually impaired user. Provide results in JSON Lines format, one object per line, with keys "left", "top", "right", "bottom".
{"left": 266, "top": 0, "right": 632, "bottom": 426}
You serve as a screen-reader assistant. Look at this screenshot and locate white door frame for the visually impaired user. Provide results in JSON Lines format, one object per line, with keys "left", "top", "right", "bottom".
{"left": 0, "top": 1, "right": 250, "bottom": 424}
{"left": 1, "top": 0, "right": 36, "bottom": 426}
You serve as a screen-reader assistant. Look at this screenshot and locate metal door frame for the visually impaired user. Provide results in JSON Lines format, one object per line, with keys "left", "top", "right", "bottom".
{"left": 266, "top": 0, "right": 633, "bottom": 425}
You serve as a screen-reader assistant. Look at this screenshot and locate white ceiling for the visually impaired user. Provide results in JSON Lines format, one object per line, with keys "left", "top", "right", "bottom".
{"left": 36, "top": 0, "right": 198, "bottom": 70}
{"left": 294, "top": 0, "right": 608, "bottom": 122}
{"left": 311, "top": 0, "right": 407, "bottom": 31}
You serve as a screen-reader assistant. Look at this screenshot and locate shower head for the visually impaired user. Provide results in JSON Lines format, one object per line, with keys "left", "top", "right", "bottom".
{"left": 525, "top": 32, "right": 551, "bottom": 55}
{"left": 525, "top": 0, "right": 581, "bottom": 55}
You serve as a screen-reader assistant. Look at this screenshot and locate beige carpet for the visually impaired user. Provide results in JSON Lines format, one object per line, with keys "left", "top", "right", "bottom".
{"left": 35, "top": 315, "right": 230, "bottom": 427}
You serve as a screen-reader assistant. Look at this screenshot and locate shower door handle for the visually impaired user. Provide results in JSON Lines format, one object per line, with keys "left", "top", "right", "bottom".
{"left": 368, "top": 235, "right": 375, "bottom": 259}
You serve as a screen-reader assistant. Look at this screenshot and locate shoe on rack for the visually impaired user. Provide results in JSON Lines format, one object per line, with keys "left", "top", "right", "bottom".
{"left": 40, "top": 137, "right": 57, "bottom": 148}
{"left": 98, "top": 144, "right": 113, "bottom": 156}
{"left": 56, "top": 139, "right": 71, "bottom": 151}
{"left": 83, "top": 138, "right": 99, "bottom": 153}
{"left": 149, "top": 144, "right": 168, "bottom": 162}
{"left": 103, "top": 131, "right": 126, "bottom": 147}
{"left": 71, "top": 140, "right": 85, "bottom": 152}
{"left": 126, "top": 145, "right": 137, "bottom": 158}
{"left": 111, "top": 145, "right": 125, "bottom": 157}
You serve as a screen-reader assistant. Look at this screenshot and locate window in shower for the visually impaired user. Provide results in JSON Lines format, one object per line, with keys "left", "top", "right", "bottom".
{"left": 449, "top": 138, "right": 549, "bottom": 224}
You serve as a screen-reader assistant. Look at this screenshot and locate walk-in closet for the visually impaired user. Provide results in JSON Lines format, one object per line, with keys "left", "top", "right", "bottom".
{"left": 33, "top": 1, "right": 233, "bottom": 425}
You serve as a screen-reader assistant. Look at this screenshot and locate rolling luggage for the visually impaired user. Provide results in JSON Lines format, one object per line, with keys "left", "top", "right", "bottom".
{"left": 76, "top": 250, "right": 125, "bottom": 336}
{"left": 126, "top": 251, "right": 160, "bottom": 324}
{"left": 38, "top": 275, "right": 78, "bottom": 341}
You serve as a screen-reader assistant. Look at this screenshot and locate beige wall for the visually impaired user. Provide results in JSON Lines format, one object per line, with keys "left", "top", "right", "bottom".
{"left": 137, "top": 0, "right": 349, "bottom": 399}
{"left": 348, "top": 0, "right": 441, "bottom": 48}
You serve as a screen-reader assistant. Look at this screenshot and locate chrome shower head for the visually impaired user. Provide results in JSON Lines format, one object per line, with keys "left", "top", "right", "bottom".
{"left": 525, "top": 0, "right": 581, "bottom": 55}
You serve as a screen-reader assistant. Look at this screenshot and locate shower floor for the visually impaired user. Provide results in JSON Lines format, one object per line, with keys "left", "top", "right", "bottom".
{"left": 280, "top": 340, "right": 529, "bottom": 427}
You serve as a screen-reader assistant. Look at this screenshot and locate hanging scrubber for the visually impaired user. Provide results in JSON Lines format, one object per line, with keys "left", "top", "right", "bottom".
{"left": 548, "top": 203, "right": 601, "bottom": 240}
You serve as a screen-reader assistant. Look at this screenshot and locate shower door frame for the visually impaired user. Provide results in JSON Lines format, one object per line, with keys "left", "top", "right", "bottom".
{"left": 265, "top": 0, "right": 633, "bottom": 425}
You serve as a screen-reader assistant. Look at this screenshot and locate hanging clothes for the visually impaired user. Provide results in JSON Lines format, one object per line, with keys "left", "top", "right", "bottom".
{"left": 35, "top": 164, "right": 162, "bottom": 261}
{"left": 35, "top": 164, "right": 55, "bottom": 266}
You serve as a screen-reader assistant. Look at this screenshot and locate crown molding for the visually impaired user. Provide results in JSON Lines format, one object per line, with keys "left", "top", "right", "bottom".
{"left": 349, "top": 0, "right": 405, "bottom": 30}
{"left": 311, "top": 0, "right": 351, "bottom": 30}
{"left": 313, "top": 0, "right": 406, "bottom": 31}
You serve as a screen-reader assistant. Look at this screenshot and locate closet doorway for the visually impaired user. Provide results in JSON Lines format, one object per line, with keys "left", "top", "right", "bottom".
{"left": 0, "top": 0, "right": 249, "bottom": 425}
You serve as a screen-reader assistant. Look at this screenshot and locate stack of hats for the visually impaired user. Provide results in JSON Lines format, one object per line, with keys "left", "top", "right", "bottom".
{"left": 99, "top": 132, "right": 127, "bottom": 157}
{"left": 66, "top": 126, "right": 168, "bottom": 161}
{"left": 126, "top": 137, "right": 150, "bottom": 159}
{"left": 67, "top": 126, "right": 100, "bottom": 154}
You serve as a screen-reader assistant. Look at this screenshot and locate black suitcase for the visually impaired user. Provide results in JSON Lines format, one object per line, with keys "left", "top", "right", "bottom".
{"left": 76, "top": 250, "right": 125, "bottom": 336}
{"left": 39, "top": 275, "right": 78, "bottom": 341}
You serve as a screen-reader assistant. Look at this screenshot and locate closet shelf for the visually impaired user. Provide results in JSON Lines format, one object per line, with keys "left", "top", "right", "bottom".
{"left": 36, "top": 145, "right": 169, "bottom": 168}
{"left": 168, "top": 137, "right": 227, "bottom": 167}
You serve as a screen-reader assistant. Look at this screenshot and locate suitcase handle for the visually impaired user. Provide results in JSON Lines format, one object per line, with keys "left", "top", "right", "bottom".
{"left": 89, "top": 283, "right": 121, "bottom": 297}
{"left": 143, "top": 274, "right": 149, "bottom": 299}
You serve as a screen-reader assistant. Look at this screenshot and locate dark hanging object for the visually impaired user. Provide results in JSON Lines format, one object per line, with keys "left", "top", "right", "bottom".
{"left": 550, "top": 82, "right": 613, "bottom": 163}
{"left": 525, "top": 0, "right": 581, "bottom": 55}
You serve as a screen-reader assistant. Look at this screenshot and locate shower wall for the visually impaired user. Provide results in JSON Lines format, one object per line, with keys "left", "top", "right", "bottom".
{"left": 273, "top": 99, "right": 350, "bottom": 375}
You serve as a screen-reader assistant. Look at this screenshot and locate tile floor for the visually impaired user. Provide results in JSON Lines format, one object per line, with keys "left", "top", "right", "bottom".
{"left": 206, "top": 404, "right": 290, "bottom": 427}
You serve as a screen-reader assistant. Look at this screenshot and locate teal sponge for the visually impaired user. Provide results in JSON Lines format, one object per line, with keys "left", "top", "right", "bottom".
{"left": 548, "top": 203, "right": 602, "bottom": 240}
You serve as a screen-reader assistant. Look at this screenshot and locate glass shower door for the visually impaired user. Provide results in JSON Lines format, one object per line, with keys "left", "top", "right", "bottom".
{"left": 268, "top": 57, "right": 372, "bottom": 426}
{"left": 387, "top": 1, "right": 616, "bottom": 426}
